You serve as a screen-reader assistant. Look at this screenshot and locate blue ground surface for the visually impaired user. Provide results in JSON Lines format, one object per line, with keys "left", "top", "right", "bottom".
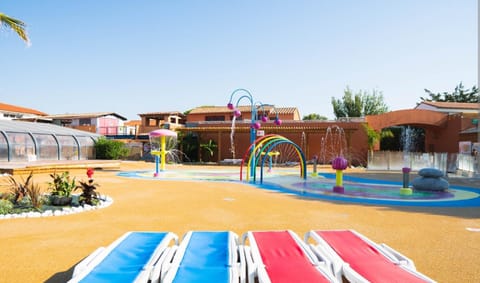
{"left": 118, "top": 169, "right": 480, "bottom": 207}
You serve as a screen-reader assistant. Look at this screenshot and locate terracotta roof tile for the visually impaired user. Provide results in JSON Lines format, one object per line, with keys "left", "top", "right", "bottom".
{"left": 138, "top": 111, "right": 185, "bottom": 117}
{"left": 189, "top": 105, "right": 298, "bottom": 114}
{"left": 420, "top": 101, "right": 479, "bottom": 109}
{"left": 44, "top": 112, "right": 127, "bottom": 120}
{"left": 124, "top": 120, "right": 141, "bottom": 126}
{"left": 0, "top": 102, "right": 48, "bottom": 116}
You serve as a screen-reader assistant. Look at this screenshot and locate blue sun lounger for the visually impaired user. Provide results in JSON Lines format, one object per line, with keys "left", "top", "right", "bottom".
{"left": 68, "top": 231, "right": 178, "bottom": 283}
{"left": 161, "top": 231, "right": 245, "bottom": 283}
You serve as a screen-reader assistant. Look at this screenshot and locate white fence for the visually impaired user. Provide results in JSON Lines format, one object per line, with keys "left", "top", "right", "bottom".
{"left": 367, "top": 151, "right": 479, "bottom": 176}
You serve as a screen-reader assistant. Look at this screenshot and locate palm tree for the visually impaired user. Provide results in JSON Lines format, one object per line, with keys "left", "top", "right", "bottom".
{"left": 199, "top": 139, "right": 217, "bottom": 162}
{"left": 0, "top": 12, "right": 29, "bottom": 44}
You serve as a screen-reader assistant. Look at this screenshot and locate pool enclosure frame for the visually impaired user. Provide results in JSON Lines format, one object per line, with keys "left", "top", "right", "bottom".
{"left": 0, "top": 120, "right": 100, "bottom": 162}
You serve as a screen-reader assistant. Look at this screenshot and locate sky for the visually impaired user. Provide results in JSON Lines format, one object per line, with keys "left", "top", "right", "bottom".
{"left": 0, "top": 1, "right": 478, "bottom": 121}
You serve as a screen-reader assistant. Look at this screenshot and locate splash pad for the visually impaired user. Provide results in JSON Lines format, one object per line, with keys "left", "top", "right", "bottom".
{"left": 118, "top": 165, "right": 480, "bottom": 207}
{"left": 121, "top": 90, "right": 479, "bottom": 207}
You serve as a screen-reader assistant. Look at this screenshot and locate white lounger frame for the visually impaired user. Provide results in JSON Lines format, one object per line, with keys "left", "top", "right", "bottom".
{"left": 161, "top": 231, "right": 246, "bottom": 283}
{"left": 305, "top": 229, "right": 436, "bottom": 283}
{"left": 68, "top": 231, "right": 178, "bottom": 283}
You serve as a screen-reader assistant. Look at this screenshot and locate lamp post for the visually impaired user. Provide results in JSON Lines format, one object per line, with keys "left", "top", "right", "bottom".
{"left": 227, "top": 89, "right": 282, "bottom": 179}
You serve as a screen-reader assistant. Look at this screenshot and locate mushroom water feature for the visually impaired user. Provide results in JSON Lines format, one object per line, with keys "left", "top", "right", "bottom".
{"left": 332, "top": 156, "right": 348, "bottom": 193}
{"left": 149, "top": 129, "right": 177, "bottom": 176}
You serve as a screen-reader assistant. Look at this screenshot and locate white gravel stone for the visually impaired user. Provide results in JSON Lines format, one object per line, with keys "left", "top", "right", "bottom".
{"left": 0, "top": 195, "right": 113, "bottom": 220}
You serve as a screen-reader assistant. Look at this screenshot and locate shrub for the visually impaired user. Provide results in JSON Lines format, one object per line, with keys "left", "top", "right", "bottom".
{"left": 26, "top": 183, "right": 43, "bottom": 209}
{"left": 95, "top": 137, "right": 130, "bottom": 160}
{"left": 0, "top": 199, "right": 13, "bottom": 215}
{"left": 2, "top": 172, "right": 33, "bottom": 204}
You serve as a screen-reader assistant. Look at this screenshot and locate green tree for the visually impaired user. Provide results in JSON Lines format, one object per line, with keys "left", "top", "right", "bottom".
{"left": 0, "top": 12, "right": 29, "bottom": 44}
{"left": 331, "top": 87, "right": 389, "bottom": 118}
{"left": 332, "top": 87, "right": 362, "bottom": 118}
{"left": 421, "top": 82, "right": 479, "bottom": 103}
{"left": 302, "top": 113, "right": 328, "bottom": 120}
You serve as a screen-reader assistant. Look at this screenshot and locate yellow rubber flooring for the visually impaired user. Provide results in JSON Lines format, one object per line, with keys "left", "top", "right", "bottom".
{"left": 0, "top": 161, "right": 479, "bottom": 283}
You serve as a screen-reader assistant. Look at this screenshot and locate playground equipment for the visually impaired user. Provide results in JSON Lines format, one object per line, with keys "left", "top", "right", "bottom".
{"left": 400, "top": 167, "right": 413, "bottom": 195}
{"left": 332, "top": 157, "right": 348, "bottom": 194}
{"left": 227, "top": 88, "right": 282, "bottom": 178}
{"left": 149, "top": 129, "right": 177, "bottom": 176}
{"left": 240, "top": 134, "right": 307, "bottom": 184}
{"left": 311, "top": 155, "right": 319, "bottom": 177}
{"left": 261, "top": 150, "right": 280, "bottom": 172}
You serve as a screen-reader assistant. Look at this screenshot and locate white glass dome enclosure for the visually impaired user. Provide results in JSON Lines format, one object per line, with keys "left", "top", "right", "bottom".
{"left": 0, "top": 120, "right": 100, "bottom": 162}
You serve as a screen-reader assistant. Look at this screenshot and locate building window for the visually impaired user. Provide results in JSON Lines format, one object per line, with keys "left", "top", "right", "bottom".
{"left": 2, "top": 113, "right": 20, "bottom": 118}
{"left": 148, "top": 118, "right": 158, "bottom": 126}
{"left": 205, "top": 116, "right": 225, "bottom": 122}
{"left": 79, "top": 118, "right": 91, "bottom": 126}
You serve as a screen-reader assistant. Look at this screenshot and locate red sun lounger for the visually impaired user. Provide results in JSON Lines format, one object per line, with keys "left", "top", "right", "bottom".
{"left": 305, "top": 230, "right": 436, "bottom": 283}
{"left": 243, "top": 230, "right": 338, "bottom": 283}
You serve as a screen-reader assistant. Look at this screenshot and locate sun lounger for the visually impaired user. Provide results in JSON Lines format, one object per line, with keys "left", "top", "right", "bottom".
{"left": 161, "top": 231, "right": 245, "bottom": 283}
{"left": 68, "top": 231, "right": 178, "bottom": 283}
{"left": 243, "top": 230, "right": 338, "bottom": 283}
{"left": 305, "top": 229, "right": 436, "bottom": 283}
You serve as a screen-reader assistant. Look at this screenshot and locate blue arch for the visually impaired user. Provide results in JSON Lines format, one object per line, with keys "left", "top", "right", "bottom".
{"left": 254, "top": 137, "right": 307, "bottom": 184}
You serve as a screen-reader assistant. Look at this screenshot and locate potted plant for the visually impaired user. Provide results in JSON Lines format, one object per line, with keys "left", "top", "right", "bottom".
{"left": 75, "top": 169, "right": 102, "bottom": 206}
{"left": 48, "top": 171, "right": 76, "bottom": 206}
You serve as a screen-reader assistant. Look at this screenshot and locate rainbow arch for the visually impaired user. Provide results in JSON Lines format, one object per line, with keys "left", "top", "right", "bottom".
{"left": 240, "top": 134, "right": 307, "bottom": 183}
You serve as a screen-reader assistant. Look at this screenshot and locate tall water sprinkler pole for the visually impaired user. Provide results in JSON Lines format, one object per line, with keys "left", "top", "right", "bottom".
{"left": 228, "top": 89, "right": 255, "bottom": 178}
{"left": 227, "top": 89, "right": 282, "bottom": 179}
{"left": 332, "top": 157, "right": 348, "bottom": 194}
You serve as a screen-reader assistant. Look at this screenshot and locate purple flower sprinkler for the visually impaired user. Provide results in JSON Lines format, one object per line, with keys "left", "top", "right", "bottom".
{"left": 332, "top": 156, "right": 348, "bottom": 194}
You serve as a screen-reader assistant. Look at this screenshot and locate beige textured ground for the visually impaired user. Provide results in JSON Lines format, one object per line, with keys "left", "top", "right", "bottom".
{"left": 0, "top": 161, "right": 479, "bottom": 283}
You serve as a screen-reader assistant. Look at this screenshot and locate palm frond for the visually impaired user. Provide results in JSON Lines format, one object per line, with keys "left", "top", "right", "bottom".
{"left": 0, "top": 12, "right": 30, "bottom": 44}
